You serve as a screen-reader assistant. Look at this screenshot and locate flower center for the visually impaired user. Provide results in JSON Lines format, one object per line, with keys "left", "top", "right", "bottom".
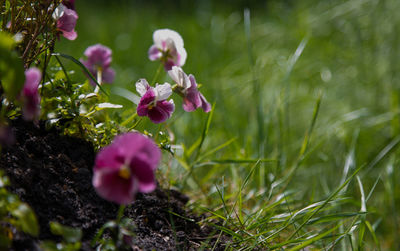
{"left": 118, "top": 165, "right": 131, "bottom": 179}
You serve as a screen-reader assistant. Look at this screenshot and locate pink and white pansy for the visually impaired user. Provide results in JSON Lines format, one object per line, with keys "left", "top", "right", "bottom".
{"left": 168, "top": 66, "right": 211, "bottom": 113}
{"left": 52, "top": 3, "right": 78, "bottom": 40}
{"left": 148, "top": 29, "right": 187, "bottom": 71}
{"left": 136, "top": 79, "right": 175, "bottom": 124}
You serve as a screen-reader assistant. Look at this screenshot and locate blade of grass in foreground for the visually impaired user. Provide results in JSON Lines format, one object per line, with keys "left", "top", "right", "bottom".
{"left": 287, "top": 134, "right": 400, "bottom": 243}
{"left": 244, "top": 8, "right": 266, "bottom": 189}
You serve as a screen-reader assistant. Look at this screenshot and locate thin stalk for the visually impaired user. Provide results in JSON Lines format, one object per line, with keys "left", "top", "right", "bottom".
{"left": 94, "top": 68, "right": 102, "bottom": 94}
{"left": 244, "top": 8, "right": 265, "bottom": 189}
{"left": 151, "top": 64, "right": 163, "bottom": 86}
{"left": 120, "top": 112, "right": 137, "bottom": 127}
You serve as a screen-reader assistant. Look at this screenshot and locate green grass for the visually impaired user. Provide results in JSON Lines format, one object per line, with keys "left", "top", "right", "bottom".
{"left": 58, "top": 0, "right": 400, "bottom": 249}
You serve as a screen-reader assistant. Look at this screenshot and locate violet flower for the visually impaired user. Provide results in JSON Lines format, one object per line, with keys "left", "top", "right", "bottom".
{"left": 136, "top": 79, "right": 175, "bottom": 124}
{"left": 148, "top": 29, "right": 187, "bottom": 71}
{"left": 53, "top": 4, "right": 78, "bottom": 40}
{"left": 80, "top": 44, "right": 115, "bottom": 86}
{"left": 93, "top": 132, "right": 161, "bottom": 205}
{"left": 168, "top": 66, "right": 211, "bottom": 113}
{"left": 20, "top": 67, "right": 41, "bottom": 121}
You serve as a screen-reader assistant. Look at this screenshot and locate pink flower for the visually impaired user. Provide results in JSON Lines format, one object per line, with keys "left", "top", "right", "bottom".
{"left": 80, "top": 44, "right": 115, "bottom": 86}
{"left": 168, "top": 66, "right": 211, "bottom": 113}
{"left": 20, "top": 67, "right": 41, "bottom": 121}
{"left": 148, "top": 29, "right": 187, "bottom": 71}
{"left": 92, "top": 132, "right": 161, "bottom": 205}
{"left": 53, "top": 4, "right": 78, "bottom": 40}
{"left": 136, "top": 79, "right": 175, "bottom": 124}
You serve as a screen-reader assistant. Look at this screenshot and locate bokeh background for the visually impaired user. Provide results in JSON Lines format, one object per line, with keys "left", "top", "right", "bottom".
{"left": 57, "top": 0, "right": 400, "bottom": 249}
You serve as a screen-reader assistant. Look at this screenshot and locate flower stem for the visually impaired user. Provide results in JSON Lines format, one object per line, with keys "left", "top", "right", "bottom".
{"left": 116, "top": 205, "right": 126, "bottom": 224}
{"left": 94, "top": 68, "right": 102, "bottom": 94}
{"left": 121, "top": 112, "right": 137, "bottom": 127}
{"left": 151, "top": 63, "right": 163, "bottom": 86}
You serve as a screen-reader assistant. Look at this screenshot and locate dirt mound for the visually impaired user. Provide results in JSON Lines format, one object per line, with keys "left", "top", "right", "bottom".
{"left": 0, "top": 119, "right": 228, "bottom": 250}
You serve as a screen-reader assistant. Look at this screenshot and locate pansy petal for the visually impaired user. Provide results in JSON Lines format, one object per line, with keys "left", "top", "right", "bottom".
{"left": 92, "top": 168, "right": 137, "bottom": 205}
{"left": 154, "top": 83, "right": 172, "bottom": 101}
{"left": 176, "top": 47, "right": 187, "bottom": 66}
{"left": 62, "top": 30, "right": 77, "bottom": 40}
{"left": 136, "top": 79, "right": 150, "bottom": 97}
{"left": 95, "top": 144, "right": 125, "bottom": 170}
{"left": 146, "top": 100, "right": 174, "bottom": 123}
{"left": 102, "top": 67, "right": 115, "bottom": 84}
{"left": 168, "top": 66, "right": 191, "bottom": 89}
{"left": 84, "top": 44, "right": 112, "bottom": 68}
{"left": 57, "top": 9, "right": 78, "bottom": 40}
{"left": 23, "top": 68, "right": 41, "bottom": 95}
{"left": 130, "top": 157, "right": 156, "bottom": 193}
{"left": 148, "top": 45, "right": 162, "bottom": 61}
{"left": 200, "top": 93, "right": 211, "bottom": 113}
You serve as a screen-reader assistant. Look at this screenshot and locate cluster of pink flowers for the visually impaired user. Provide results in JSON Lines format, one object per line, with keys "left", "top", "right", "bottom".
{"left": 13, "top": 7, "right": 210, "bottom": 206}
{"left": 136, "top": 29, "right": 211, "bottom": 124}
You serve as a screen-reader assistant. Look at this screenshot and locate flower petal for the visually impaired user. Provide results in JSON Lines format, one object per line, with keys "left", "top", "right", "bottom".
{"left": 135, "top": 79, "right": 150, "bottom": 97}
{"left": 148, "top": 99, "right": 174, "bottom": 124}
{"left": 57, "top": 8, "right": 78, "bottom": 40}
{"left": 168, "top": 66, "right": 191, "bottom": 89}
{"left": 154, "top": 83, "right": 172, "bottom": 101}
{"left": 148, "top": 45, "right": 162, "bottom": 61}
{"left": 92, "top": 167, "right": 137, "bottom": 204}
{"left": 130, "top": 157, "right": 156, "bottom": 193}
{"left": 102, "top": 67, "right": 115, "bottom": 84}
{"left": 200, "top": 93, "right": 211, "bottom": 113}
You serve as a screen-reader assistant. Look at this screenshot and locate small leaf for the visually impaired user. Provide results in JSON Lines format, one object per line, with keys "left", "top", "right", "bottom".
{"left": 11, "top": 203, "right": 39, "bottom": 237}
{"left": 50, "top": 222, "right": 82, "bottom": 243}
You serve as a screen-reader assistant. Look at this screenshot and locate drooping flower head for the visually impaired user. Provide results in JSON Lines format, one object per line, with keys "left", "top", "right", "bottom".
{"left": 148, "top": 29, "right": 187, "bottom": 71}
{"left": 80, "top": 44, "right": 115, "bottom": 86}
{"left": 53, "top": 4, "right": 78, "bottom": 40}
{"left": 20, "top": 67, "right": 41, "bottom": 121}
{"left": 136, "top": 79, "right": 175, "bottom": 124}
{"left": 93, "top": 132, "right": 161, "bottom": 205}
{"left": 168, "top": 66, "right": 211, "bottom": 113}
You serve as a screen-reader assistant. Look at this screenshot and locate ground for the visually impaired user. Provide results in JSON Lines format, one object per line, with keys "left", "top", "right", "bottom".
{"left": 0, "top": 119, "right": 229, "bottom": 250}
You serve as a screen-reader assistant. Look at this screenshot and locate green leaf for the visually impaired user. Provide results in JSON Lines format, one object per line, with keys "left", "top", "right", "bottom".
{"left": 0, "top": 32, "right": 25, "bottom": 101}
{"left": 49, "top": 222, "right": 82, "bottom": 243}
{"left": 11, "top": 203, "right": 39, "bottom": 237}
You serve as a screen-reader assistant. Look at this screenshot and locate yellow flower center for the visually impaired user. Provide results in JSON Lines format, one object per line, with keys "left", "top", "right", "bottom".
{"left": 118, "top": 165, "right": 131, "bottom": 179}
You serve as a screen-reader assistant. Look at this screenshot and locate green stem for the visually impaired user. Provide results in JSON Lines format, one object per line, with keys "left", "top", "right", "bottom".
{"left": 121, "top": 112, "right": 137, "bottom": 127}
{"left": 151, "top": 64, "right": 163, "bottom": 85}
{"left": 116, "top": 205, "right": 126, "bottom": 224}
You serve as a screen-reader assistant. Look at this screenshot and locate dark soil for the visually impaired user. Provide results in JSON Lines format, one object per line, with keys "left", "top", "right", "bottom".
{"left": 0, "top": 118, "right": 229, "bottom": 250}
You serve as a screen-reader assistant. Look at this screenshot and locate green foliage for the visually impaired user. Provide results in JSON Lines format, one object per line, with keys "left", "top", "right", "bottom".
{"left": 61, "top": 0, "right": 399, "bottom": 249}
{"left": 0, "top": 171, "right": 39, "bottom": 249}
{"left": 0, "top": 32, "right": 24, "bottom": 101}
{"left": 40, "top": 222, "right": 82, "bottom": 251}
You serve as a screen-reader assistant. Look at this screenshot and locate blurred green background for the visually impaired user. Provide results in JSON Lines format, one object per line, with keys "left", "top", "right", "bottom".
{"left": 57, "top": 0, "right": 400, "bottom": 249}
